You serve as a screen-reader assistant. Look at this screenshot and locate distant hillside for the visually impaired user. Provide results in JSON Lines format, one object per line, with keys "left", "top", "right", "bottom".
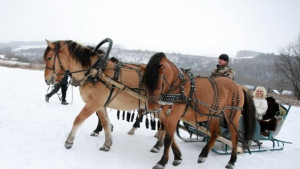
{"left": 0, "top": 41, "right": 283, "bottom": 90}
{"left": 0, "top": 41, "right": 45, "bottom": 48}
{"left": 236, "top": 50, "right": 263, "bottom": 57}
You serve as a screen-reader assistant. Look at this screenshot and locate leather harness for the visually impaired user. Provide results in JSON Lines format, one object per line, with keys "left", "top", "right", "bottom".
{"left": 159, "top": 68, "right": 242, "bottom": 119}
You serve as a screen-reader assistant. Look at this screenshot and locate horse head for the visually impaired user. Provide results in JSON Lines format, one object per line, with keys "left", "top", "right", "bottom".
{"left": 43, "top": 39, "right": 104, "bottom": 85}
{"left": 143, "top": 52, "right": 175, "bottom": 110}
{"left": 43, "top": 40, "right": 70, "bottom": 85}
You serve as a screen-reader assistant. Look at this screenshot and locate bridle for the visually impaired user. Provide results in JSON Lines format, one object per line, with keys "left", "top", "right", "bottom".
{"left": 45, "top": 38, "right": 113, "bottom": 86}
{"left": 147, "top": 67, "right": 184, "bottom": 105}
{"left": 45, "top": 41, "right": 68, "bottom": 78}
{"left": 44, "top": 41, "right": 91, "bottom": 85}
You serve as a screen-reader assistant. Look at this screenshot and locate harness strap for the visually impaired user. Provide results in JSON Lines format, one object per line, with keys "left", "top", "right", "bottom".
{"left": 136, "top": 65, "right": 144, "bottom": 110}
{"left": 104, "top": 60, "right": 122, "bottom": 106}
{"left": 181, "top": 70, "right": 197, "bottom": 117}
{"left": 160, "top": 69, "right": 243, "bottom": 119}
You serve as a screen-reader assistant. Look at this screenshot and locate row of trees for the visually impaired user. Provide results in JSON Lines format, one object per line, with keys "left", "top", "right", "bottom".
{"left": 0, "top": 47, "right": 14, "bottom": 59}
{"left": 276, "top": 34, "right": 300, "bottom": 99}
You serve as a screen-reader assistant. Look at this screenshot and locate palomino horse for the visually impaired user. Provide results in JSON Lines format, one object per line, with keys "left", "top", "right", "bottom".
{"left": 43, "top": 39, "right": 155, "bottom": 151}
{"left": 142, "top": 53, "right": 256, "bottom": 169}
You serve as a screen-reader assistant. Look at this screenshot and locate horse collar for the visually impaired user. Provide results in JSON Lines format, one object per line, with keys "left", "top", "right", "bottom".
{"left": 178, "top": 68, "right": 185, "bottom": 79}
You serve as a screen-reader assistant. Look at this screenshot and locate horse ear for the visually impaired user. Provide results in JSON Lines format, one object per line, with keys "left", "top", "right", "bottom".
{"left": 158, "top": 65, "right": 165, "bottom": 75}
{"left": 45, "top": 39, "right": 55, "bottom": 49}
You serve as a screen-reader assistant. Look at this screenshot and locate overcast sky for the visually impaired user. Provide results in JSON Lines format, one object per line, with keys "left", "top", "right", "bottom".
{"left": 0, "top": 0, "right": 299, "bottom": 57}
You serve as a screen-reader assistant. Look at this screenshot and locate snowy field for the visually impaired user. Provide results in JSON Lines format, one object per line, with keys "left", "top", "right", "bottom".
{"left": 0, "top": 66, "right": 299, "bottom": 169}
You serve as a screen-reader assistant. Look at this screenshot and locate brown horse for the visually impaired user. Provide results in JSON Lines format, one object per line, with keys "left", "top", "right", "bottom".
{"left": 142, "top": 53, "right": 256, "bottom": 169}
{"left": 43, "top": 39, "right": 155, "bottom": 151}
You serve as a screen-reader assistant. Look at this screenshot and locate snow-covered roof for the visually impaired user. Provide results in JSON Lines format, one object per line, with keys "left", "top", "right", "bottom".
{"left": 282, "top": 90, "right": 294, "bottom": 96}
{"left": 272, "top": 90, "right": 280, "bottom": 94}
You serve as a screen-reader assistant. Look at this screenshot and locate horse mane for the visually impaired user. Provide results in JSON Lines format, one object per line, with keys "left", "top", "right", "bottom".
{"left": 67, "top": 41, "right": 105, "bottom": 68}
{"left": 43, "top": 40, "right": 105, "bottom": 68}
{"left": 142, "top": 52, "right": 166, "bottom": 94}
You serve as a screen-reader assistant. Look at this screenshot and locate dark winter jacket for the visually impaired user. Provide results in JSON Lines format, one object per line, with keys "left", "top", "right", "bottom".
{"left": 210, "top": 64, "right": 235, "bottom": 80}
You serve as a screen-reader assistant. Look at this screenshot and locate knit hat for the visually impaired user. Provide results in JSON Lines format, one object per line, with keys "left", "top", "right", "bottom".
{"left": 218, "top": 54, "right": 229, "bottom": 62}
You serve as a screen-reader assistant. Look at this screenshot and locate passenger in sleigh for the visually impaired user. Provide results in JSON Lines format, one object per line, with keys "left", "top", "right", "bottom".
{"left": 260, "top": 97, "right": 278, "bottom": 132}
{"left": 253, "top": 86, "right": 268, "bottom": 121}
{"left": 253, "top": 86, "right": 277, "bottom": 133}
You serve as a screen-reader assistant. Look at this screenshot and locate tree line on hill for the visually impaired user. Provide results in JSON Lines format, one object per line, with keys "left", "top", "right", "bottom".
{"left": 0, "top": 39, "right": 299, "bottom": 99}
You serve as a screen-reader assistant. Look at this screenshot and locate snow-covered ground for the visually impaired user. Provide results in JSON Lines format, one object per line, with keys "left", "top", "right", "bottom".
{"left": 0, "top": 66, "right": 299, "bottom": 169}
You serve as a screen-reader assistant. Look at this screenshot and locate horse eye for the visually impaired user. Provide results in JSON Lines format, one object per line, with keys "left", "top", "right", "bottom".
{"left": 46, "top": 57, "right": 52, "bottom": 60}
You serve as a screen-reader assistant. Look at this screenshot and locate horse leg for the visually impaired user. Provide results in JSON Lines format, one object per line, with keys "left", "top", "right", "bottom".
{"left": 153, "top": 131, "right": 172, "bottom": 169}
{"left": 198, "top": 118, "right": 220, "bottom": 163}
{"left": 153, "top": 131, "right": 182, "bottom": 169}
{"left": 91, "top": 113, "right": 103, "bottom": 137}
{"left": 153, "top": 110, "right": 182, "bottom": 169}
{"left": 151, "top": 108, "right": 166, "bottom": 153}
{"left": 128, "top": 110, "right": 143, "bottom": 135}
{"left": 96, "top": 108, "right": 112, "bottom": 151}
{"left": 150, "top": 129, "right": 165, "bottom": 153}
{"left": 225, "top": 116, "right": 240, "bottom": 169}
{"left": 170, "top": 137, "right": 182, "bottom": 166}
{"left": 65, "top": 104, "right": 98, "bottom": 149}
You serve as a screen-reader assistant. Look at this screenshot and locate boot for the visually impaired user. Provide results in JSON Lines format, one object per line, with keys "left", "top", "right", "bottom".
{"left": 61, "top": 100, "right": 69, "bottom": 105}
{"left": 45, "top": 94, "right": 50, "bottom": 102}
{"left": 45, "top": 84, "right": 60, "bottom": 103}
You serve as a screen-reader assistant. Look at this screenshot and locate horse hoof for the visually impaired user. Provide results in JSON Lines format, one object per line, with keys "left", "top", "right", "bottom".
{"left": 153, "top": 131, "right": 159, "bottom": 138}
{"left": 150, "top": 147, "right": 160, "bottom": 153}
{"left": 198, "top": 157, "right": 206, "bottom": 163}
{"left": 99, "top": 146, "right": 110, "bottom": 151}
{"left": 225, "top": 163, "right": 234, "bottom": 169}
{"left": 65, "top": 142, "right": 73, "bottom": 149}
{"left": 172, "top": 159, "right": 182, "bottom": 166}
{"left": 152, "top": 163, "right": 164, "bottom": 169}
{"left": 128, "top": 131, "right": 135, "bottom": 135}
{"left": 128, "top": 128, "right": 136, "bottom": 135}
{"left": 90, "top": 132, "right": 99, "bottom": 137}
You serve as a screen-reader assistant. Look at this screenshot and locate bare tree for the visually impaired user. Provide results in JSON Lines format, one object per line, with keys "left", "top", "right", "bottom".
{"left": 275, "top": 34, "right": 300, "bottom": 99}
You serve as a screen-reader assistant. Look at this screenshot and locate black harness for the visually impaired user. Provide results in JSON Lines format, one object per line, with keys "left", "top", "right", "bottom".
{"left": 159, "top": 68, "right": 242, "bottom": 119}
{"left": 97, "top": 59, "right": 144, "bottom": 107}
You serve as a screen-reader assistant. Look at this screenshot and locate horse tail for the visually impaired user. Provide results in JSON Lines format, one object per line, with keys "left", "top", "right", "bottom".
{"left": 241, "top": 87, "right": 256, "bottom": 142}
